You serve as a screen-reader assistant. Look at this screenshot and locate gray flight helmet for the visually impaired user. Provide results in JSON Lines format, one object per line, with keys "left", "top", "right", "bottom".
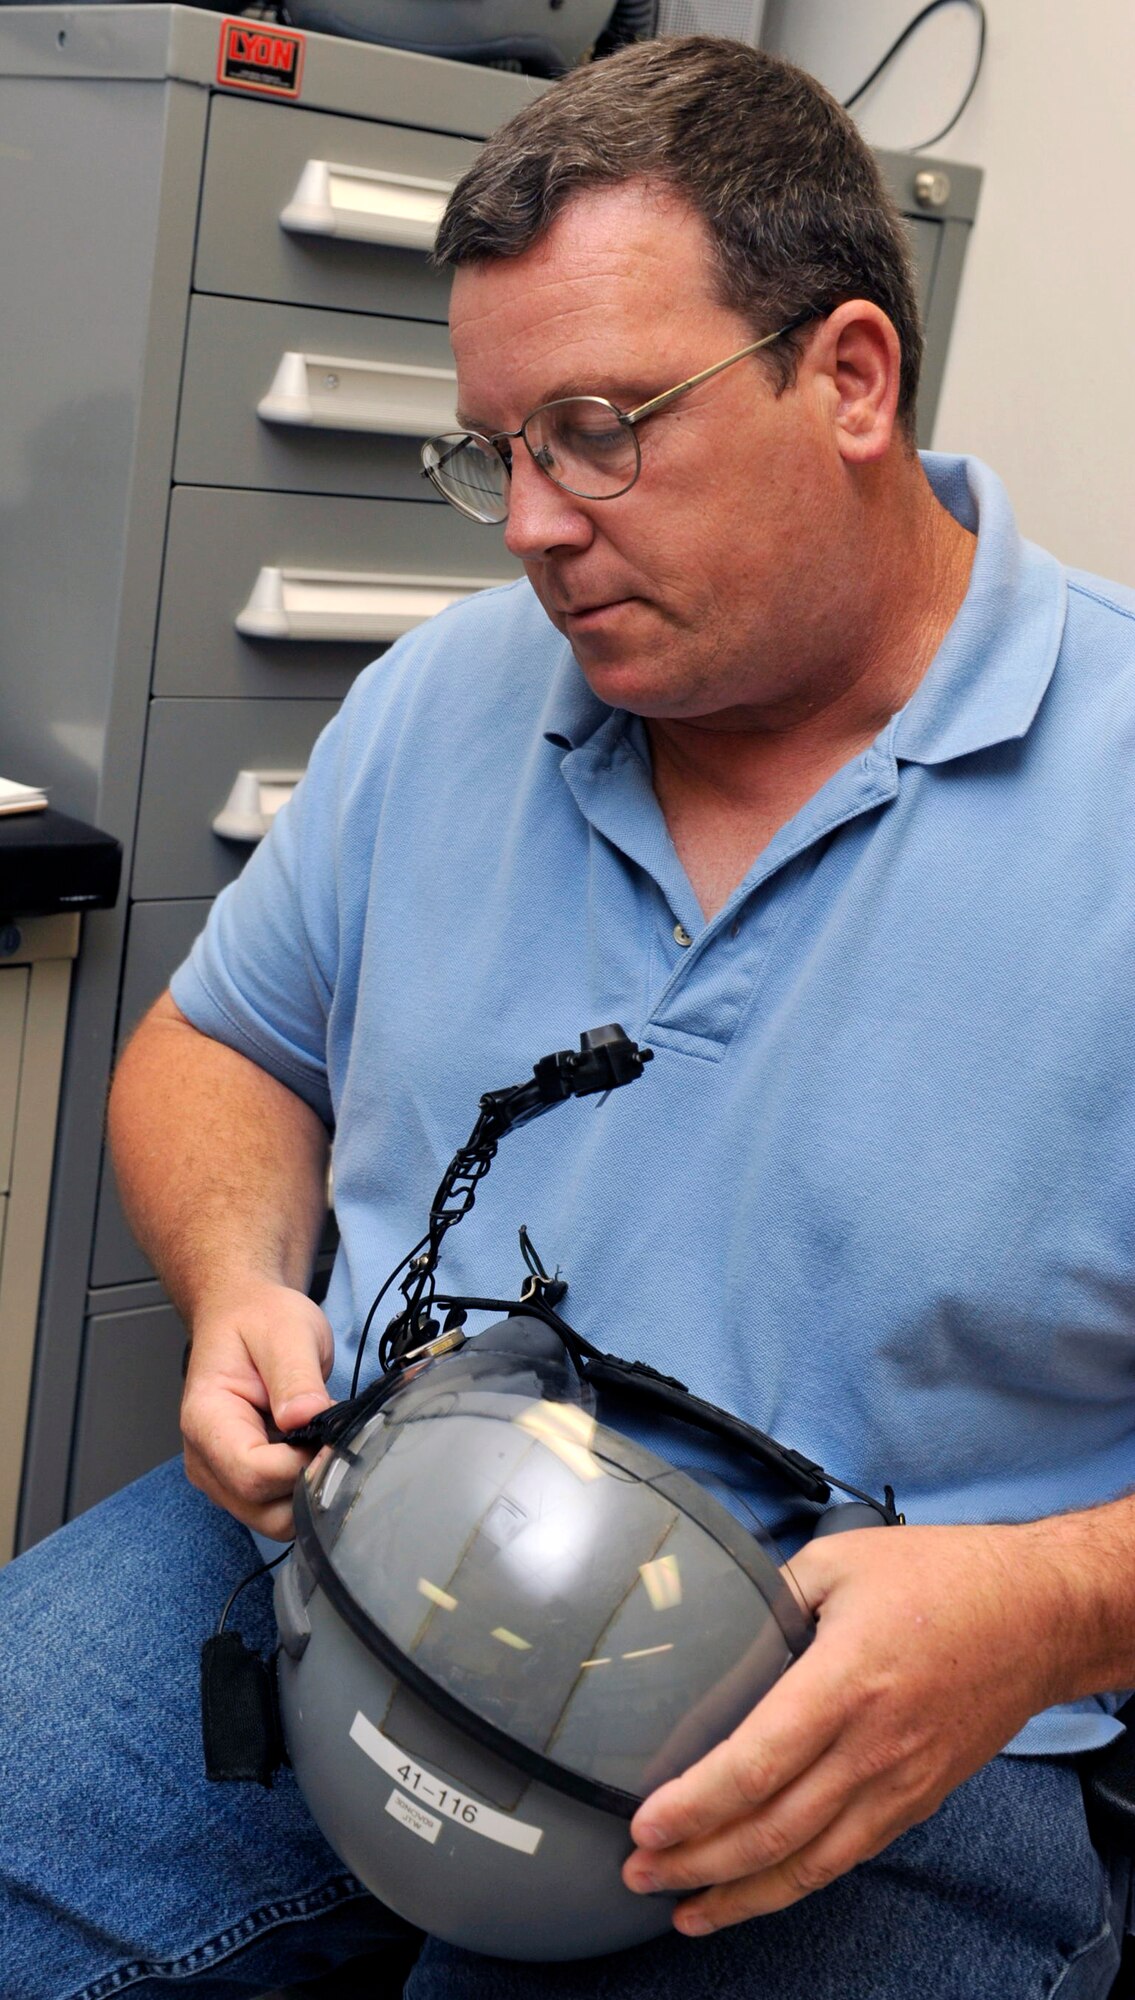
{"left": 275, "top": 1314, "right": 816, "bottom": 1960}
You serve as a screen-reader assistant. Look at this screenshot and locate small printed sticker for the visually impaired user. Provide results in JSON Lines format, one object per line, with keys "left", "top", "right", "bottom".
{"left": 350, "top": 1710, "right": 544, "bottom": 1856}
{"left": 216, "top": 18, "right": 305, "bottom": 97}
{"left": 386, "top": 1788, "right": 442, "bottom": 1844}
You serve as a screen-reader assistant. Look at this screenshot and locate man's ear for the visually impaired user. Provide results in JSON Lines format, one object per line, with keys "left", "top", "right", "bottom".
{"left": 807, "top": 301, "right": 903, "bottom": 465}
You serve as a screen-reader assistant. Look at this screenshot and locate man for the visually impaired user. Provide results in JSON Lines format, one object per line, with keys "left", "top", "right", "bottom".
{"left": 3, "top": 34, "right": 1134, "bottom": 2000}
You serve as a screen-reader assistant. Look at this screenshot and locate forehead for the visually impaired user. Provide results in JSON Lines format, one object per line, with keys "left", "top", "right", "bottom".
{"left": 449, "top": 183, "right": 743, "bottom": 415}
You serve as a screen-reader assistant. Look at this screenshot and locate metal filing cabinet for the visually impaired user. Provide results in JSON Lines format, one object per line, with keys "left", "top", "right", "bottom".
{"left": 0, "top": 7, "right": 979, "bottom": 1550}
{"left": 0, "top": 5, "right": 533, "bottom": 1548}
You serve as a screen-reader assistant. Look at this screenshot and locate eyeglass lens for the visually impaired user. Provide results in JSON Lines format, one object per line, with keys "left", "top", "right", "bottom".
{"left": 423, "top": 398, "right": 641, "bottom": 523}
{"left": 422, "top": 433, "right": 508, "bottom": 522}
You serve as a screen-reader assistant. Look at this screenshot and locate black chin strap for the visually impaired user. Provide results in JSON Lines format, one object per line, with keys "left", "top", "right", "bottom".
{"left": 282, "top": 1288, "right": 901, "bottom": 1525}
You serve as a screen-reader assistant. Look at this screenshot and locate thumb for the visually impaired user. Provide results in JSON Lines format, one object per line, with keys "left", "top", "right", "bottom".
{"left": 258, "top": 1299, "right": 336, "bottom": 1431}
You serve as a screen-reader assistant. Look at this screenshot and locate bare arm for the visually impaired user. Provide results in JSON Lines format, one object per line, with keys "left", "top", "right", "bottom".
{"left": 108, "top": 989, "right": 335, "bottom": 1538}
{"left": 624, "top": 1498, "right": 1135, "bottom": 1933}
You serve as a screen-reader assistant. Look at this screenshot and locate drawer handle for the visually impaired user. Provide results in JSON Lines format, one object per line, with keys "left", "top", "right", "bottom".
{"left": 212, "top": 769, "right": 305, "bottom": 844}
{"left": 280, "top": 159, "right": 453, "bottom": 251}
{"left": 235, "top": 567, "right": 513, "bottom": 644}
{"left": 257, "top": 350, "right": 457, "bottom": 436}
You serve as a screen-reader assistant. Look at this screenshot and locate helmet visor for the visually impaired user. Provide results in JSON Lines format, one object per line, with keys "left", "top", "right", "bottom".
{"left": 300, "top": 1323, "right": 813, "bottom": 1806}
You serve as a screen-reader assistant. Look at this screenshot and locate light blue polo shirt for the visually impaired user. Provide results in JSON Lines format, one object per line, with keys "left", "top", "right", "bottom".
{"left": 173, "top": 455, "right": 1135, "bottom": 1755}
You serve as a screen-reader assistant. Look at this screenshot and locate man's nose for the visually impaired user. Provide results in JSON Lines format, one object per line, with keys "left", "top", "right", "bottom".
{"left": 503, "top": 450, "right": 594, "bottom": 560}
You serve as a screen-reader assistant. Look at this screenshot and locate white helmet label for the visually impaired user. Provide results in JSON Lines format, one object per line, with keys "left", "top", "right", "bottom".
{"left": 385, "top": 1789, "right": 442, "bottom": 1845}
{"left": 351, "top": 1709, "right": 545, "bottom": 1855}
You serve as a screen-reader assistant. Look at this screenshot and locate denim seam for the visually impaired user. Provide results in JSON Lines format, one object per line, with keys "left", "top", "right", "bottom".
{"left": 1042, "top": 1914, "right": 1114, "bottom": 1999}
{"left": 68, "top": 1874, "right": 368, "bottom": 2000}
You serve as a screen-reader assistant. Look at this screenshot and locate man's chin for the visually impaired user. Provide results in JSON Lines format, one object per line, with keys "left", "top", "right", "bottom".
{"left": 563, "top": 609, "right": 659, "bottom": 694}
{"left": 573, "top": 654, "right": 683, "bottom": 719}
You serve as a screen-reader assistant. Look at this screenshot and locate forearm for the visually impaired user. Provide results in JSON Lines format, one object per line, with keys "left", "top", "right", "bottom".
{"left": 1007, "top": 1493, "right": 1135, "bottom": 1706}
{"left": 107, "top": 990, "right": 330, "bottom": 1326}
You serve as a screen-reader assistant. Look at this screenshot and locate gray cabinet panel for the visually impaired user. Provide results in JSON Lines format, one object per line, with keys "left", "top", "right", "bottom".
{"left": 133, "top": 697, "right": 339, "bottom": 901}
{"left": 873, "top": 148, "right": 982, "bottom": 444}
{"left": 196, "top": 93, "right": 474, "bottom": 321}
{"left": 175, "top": 294, "right": 456, "bottom": 498}
{"left": 154, "top": 485, "right": 518, "bottom": 698}
{"left": 116, "top": 898, "right": 215, "bottom": 1049}
{"left": 91, "top": 899, "right": 213, "bottom": 1290}
{"left": 68, "top": 1302, "right": 185, "bottom": 1518}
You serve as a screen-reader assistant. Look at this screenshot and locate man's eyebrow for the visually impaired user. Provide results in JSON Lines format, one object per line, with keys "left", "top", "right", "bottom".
{"left": 456, "top": 378, "right": 659, "bottom": 432}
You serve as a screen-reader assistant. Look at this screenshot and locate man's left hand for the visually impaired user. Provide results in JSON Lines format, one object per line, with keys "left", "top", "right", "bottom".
{"left": 622, "top": 1521, "right": 1066, "bottom": 1935}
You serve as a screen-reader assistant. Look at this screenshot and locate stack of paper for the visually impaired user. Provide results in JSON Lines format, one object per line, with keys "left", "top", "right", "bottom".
{"left": 0, "top": 776, "right": 48, "bottom": 817}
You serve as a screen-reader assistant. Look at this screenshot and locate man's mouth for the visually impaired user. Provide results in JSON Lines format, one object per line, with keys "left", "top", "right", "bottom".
{"left": 562, "top": 597, "right": 634, "bottom": 624}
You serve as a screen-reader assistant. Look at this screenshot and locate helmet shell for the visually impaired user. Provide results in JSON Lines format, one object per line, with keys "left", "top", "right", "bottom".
{"left": 278, "top": 1569, "right": 679, "bottom": 1956}
{"left": 275, "top": 1317, "right": 813, "bottom": 1959}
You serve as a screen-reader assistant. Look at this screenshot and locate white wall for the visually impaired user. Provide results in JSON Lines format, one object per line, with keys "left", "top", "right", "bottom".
{"left": 761, "top": 0, "right": 1135, "bottom": 586}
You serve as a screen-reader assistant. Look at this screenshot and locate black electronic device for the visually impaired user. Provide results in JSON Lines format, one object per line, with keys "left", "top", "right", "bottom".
{"left": 0, "top": 808, "right": 123, "bottom": 920}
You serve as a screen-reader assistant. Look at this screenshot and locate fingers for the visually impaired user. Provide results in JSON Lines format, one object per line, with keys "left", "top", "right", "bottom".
{"left": 255, "top": 1296, "right": 335, "bottom": 1431}
{"left": 651, "top": 1788, "right": 909, "bottom": 1935}
{"left": 182, "top": 1393, "right": 316, "bottom": 1539}
{"left": 625, "top": 1735, "right": 932, "bottom": 1929}
{"left": 630, "top": 1643, "right": 845, "bottom": 1853}
{"left": 181, "top": 1281, "right": 336, "bottom": 1535}
{"left": 183, "top": 1438, "right": 309, "bottom": 1542}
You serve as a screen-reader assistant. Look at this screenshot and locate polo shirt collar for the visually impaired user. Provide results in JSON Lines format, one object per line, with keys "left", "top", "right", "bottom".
{"left": 538, "top": 645, "right": 610, "bottom": 754}
{"left": 539, "top": 452, "right": 1068, "bottom": 771}
{"left": 893, "top": 454, "right": 1067, "bottom": 766}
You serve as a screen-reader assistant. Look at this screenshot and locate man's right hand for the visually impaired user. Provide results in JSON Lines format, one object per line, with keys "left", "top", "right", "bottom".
{"left": 108, "top": 993, "right": 338, "bottom": 1539}
{"left": 180, "top": 1279, "right": 336, "bottom": 1541}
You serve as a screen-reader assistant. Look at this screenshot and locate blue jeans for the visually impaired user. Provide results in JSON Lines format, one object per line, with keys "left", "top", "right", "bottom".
{"left": 0, "top": 1458, "right": 1127, "bottom": 2000}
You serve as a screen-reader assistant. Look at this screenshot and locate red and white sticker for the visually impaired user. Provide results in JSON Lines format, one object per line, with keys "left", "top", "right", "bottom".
{"left": 216, "top": 18, "right": 305, "bottom": 98}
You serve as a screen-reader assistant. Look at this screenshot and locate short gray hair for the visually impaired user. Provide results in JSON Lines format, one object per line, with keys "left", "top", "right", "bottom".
{"left": 435, "top": 36, "right": 924, "bottom": 435}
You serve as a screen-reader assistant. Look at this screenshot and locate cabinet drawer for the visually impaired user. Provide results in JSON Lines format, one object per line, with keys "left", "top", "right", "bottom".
{"left": 175, "top": 295, "right": 457, "bottom": 499}
{"left": 0, "top": 967, "right": 29, "bottom": 1194}
{"left": 153, "top": 486, "right": 518, "bottom": 699}
{"left": 69, "top": 1303, "right": 186, "bottom": 1519}
{"left": 196, "top": 93, "right": 477, "bottom": 320}
{"left": 133, "top": 697, "right": 339, "bottom": 901}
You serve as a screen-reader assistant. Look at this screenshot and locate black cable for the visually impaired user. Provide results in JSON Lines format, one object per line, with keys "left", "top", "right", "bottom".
{"left": 349, "top": 1232, "right": 431, "bottom": 1397}
{"left": 217, "top": 1546, "right": 291, "bottom": 1635}
{"left": 842, "top": 0, "right": 986, "bottom": 153}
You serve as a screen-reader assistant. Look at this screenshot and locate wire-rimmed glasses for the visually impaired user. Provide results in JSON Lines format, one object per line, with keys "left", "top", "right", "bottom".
{"left": 420, "top": 318, "right": 810, "bottom": 525}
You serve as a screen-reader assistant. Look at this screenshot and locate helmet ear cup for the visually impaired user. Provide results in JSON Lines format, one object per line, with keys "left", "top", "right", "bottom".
{"left": 200, "top": 1631, "right": 285, "bottom": 1787}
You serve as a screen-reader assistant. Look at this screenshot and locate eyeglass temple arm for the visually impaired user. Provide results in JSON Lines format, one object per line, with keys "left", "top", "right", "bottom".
{"left": 624, "top": 313, "right": 814, "bottom": 427}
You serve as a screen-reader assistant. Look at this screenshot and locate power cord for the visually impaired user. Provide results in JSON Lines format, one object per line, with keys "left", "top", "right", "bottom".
{"left": 842, "top": 0, "right": 987, "bottom": 153}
